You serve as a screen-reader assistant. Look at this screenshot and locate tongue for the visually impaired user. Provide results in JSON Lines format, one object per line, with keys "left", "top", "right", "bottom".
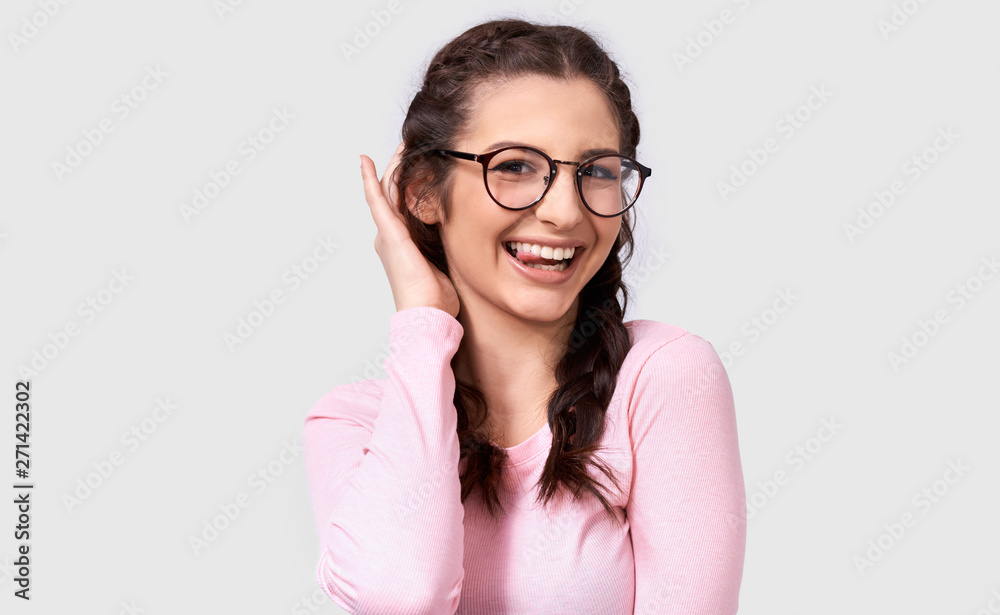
{"left": 516, "top": 249, "right": 560, "bottom": 266}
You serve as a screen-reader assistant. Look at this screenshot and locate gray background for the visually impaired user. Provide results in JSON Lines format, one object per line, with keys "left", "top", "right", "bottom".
{"left": 2, "top": 0, "right": 998, "bottom": 613}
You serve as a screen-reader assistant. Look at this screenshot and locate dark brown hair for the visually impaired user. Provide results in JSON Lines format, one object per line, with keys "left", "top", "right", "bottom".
{"left": 392, "top": 19, "right": 640, "bottom": 524}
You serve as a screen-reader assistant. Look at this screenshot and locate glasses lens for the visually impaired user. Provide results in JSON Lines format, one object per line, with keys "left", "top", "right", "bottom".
{"left": 580, "top": 156, "right": 641, "bottom": 216}
{"left": 485, "top": 148, "right": 550, "bottom": 209}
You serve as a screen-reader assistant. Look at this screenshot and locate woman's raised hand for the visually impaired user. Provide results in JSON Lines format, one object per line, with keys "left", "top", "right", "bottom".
{"left": 360, "top": 143, "right": 461, "bottom": 320}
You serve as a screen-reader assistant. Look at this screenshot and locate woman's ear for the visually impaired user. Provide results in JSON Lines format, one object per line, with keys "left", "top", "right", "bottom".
{"left": 404, "top": 179, "right": 443, "bottom": 226}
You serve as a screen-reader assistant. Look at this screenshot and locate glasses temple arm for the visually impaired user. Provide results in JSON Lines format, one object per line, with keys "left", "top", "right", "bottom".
{"left": 433, "top": 149, "right": 479, "bottom": 162}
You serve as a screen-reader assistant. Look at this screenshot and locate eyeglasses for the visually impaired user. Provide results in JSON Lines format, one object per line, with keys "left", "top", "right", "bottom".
{"left": 433, "top": 145, "right": 652, "bottom": 218}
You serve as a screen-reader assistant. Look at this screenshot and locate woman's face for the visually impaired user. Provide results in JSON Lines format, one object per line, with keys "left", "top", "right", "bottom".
{"left": 429, "top": 74, "right": 624, "bottom": 325}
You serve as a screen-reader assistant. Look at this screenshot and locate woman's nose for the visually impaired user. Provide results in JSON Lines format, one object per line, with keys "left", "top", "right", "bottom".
{"left": 534, "top": 163, "right": 585, "bottom": 227}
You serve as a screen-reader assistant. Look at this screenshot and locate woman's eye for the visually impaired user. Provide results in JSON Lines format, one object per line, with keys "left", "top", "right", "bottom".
{"left": 492, "top": 161, "right": 534, "bottom": 174}
{"left": 584, "top": 165, "right": 618, "bottom": 180}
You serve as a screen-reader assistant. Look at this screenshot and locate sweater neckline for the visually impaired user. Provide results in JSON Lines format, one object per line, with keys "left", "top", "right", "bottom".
{"left": 498, "top": 421, "right": 552, "bottom": 467}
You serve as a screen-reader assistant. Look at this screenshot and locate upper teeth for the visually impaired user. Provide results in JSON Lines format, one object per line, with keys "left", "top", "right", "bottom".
{"left": 505, "top": 241, "right": 576, "bottom": 261}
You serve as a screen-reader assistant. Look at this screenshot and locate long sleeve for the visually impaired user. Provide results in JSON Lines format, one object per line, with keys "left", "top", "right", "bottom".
{"left": 302, "top": 306, "right": 466, "bottom": 615}
{"left": 626, "top": 331, "right": 746, "bottom": 614}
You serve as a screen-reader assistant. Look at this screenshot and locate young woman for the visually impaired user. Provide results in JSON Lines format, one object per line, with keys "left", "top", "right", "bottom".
{"left": 304, "top": 19, "right": 746, "bottom": 615}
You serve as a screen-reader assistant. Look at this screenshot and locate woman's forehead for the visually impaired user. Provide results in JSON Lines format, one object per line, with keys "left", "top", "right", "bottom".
{"left": 461, "top": 75, "right": 621, "bottom": 154}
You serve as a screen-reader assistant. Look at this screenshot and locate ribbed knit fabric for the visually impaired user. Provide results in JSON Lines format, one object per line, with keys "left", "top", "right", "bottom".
{"left": 303, "top": 306, "right": 746, "bottom": 615}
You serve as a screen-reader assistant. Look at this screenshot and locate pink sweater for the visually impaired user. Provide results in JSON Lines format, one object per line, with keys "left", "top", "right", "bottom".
{"left": 303, "top": 306, "right": 746, "bottom": 614}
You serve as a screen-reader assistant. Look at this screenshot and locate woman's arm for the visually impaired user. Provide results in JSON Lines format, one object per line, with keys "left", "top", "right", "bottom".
{"left": 303, "top": 306, "right": 466, "bottom": 615}
{"left": 627, "top": 331, "right": 746, "bottom": 614}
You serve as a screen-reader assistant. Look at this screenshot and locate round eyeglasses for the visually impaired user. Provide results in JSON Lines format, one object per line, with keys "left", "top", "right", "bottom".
{"left": 433, "top": 146, "right": 652, "bottom": 218}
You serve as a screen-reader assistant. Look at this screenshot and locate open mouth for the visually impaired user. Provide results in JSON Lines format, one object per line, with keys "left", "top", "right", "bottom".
{"left": 503, "top": 241, "right": 580, "bottom": 272}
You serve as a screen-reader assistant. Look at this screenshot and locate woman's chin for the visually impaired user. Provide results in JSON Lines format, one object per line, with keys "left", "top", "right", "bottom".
{"left": 504, "top": 297, "right": 577, "bottom": 324}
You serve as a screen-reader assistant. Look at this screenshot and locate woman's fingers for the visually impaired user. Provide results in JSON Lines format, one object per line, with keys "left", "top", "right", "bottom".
{"left": 361, "top": 149, "right": 413, "bottom": 258}
{"left": 360, "top": 154, "right": 389, "bottom": 227}
{"left": 360, "top": 144, "right": 460, "bottom": 319}
{"left": 380, "top": 142, "right": 405, "bottom": 210}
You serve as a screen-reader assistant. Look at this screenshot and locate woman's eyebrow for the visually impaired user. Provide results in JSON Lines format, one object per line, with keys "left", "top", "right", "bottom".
{"left": 483, "top": 140, "right": 622, "bottom": 159}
